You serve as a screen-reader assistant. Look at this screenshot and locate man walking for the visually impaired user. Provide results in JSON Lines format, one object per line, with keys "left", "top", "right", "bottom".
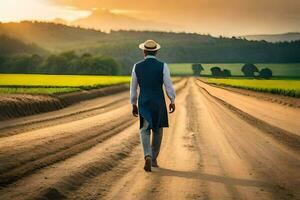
{"left": 130, "top": 39, "right": 176, "bottom": 172}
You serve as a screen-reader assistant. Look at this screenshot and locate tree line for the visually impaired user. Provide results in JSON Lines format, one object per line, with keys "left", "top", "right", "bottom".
{"left": 0, "top": 51, "right": 122, "bottom": 75}
{"left": 0, "top": 21, "right": 300, "bottom": 74}
{"left": 192, "top": 63, "right": 273, "bottom": 79}
{"left": 1, "top": 22, "right": 300, "bottom": 75}
{"left": 87, "top": 31, "right": 300, "bottom": 74}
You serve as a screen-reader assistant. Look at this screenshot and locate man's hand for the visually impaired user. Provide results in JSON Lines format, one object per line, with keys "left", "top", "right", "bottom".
{"left": 169, "top": 103, "right": 175, "bottom": 113}
{"left": 132, "top": 104, "right": 138, "bottom": 117}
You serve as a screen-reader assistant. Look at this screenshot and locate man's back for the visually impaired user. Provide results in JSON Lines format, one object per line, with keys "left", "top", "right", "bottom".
{"left": 135, "top": 57, "right": 164, "bottom": 93}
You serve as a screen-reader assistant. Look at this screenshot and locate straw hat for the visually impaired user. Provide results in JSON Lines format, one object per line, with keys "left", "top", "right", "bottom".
{"left": 139, "top": 39, "right": 161, "bottom": 51}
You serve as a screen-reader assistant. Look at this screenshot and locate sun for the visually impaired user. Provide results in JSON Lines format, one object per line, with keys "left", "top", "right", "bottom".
{"left": 0, "top": 0, "right": 90, "bottom": 22}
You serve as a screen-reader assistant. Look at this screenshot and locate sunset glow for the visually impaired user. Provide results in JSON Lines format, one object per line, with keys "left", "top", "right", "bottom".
{"left": 0, "top": 0, "right": 90, "bottom": 22}
{"left": 0, "top": 0, "right": 299, "bottom": 36}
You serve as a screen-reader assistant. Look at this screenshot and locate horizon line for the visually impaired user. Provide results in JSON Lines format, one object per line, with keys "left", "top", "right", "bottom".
{"left": 0, "top": 19, "right": 299, "bottom": 38}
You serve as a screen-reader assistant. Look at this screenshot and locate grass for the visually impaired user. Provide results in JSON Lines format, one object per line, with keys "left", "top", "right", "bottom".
{"left": 206, "top": 78, "right": 300, "bottom": 97}
{"left": 0, "top": 74, "right": 181, "bottom": 95}
{"left": 0, "top": 74, "right": 131, "bottom": 87}
{"left": 0, "top": 74, "right": 131, "bottom": 94}
{"left": 169, "top": 63, "right": 300, "bottom": 77}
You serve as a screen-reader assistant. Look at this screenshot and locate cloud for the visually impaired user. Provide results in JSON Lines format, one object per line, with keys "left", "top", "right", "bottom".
{"left": 49, "top": 0, "right": 300, "bottom": 35}
{"left": 0, "top": 0, "right": 93, "bottom": 22}
{"left": 71, "top": 9, "right": 183, "bottom": 32}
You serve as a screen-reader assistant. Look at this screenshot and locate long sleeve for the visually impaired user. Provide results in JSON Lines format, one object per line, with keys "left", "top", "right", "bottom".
{"left": 163, "top": 63, "right": 176, "bottom": 103}
{"left": 130, "top": 64, "right": 138, "bottom": 105}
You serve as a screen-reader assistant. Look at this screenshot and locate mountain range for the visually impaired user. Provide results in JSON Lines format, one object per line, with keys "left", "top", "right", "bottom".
{"left": 71, "top": 9, "right": 178, "bottom": 32}
{"left": 243, "top": 32, "right": 300, "bottom": 42}
{"left": 57, "top": 9, "right": 300, "bottom": 43}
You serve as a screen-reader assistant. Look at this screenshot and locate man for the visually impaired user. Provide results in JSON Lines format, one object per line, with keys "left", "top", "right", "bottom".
{"left": 130, "top": 39, "right": 176, "bottom": 172}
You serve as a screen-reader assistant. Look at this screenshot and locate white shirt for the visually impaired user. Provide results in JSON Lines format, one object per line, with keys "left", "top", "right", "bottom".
{"left": 130, "top": 55, "right": 176, "bottom": 105}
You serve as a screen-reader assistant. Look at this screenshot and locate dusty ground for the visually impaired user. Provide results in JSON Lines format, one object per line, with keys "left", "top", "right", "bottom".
{"left": 203, "top": 81, "right": 300, "bottom": 108}
{"left": 0, "top": 84, "right": 129, "bottom": 120}
{"left": 0, "top": 78, "right": 299, "bottom": 200}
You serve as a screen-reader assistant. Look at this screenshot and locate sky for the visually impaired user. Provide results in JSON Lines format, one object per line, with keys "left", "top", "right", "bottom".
{"left": 0, "top": 0, "right": 299, "bottom": 36}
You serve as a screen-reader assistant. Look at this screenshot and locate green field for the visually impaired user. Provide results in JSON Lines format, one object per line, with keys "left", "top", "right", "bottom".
{"left": 206, "top": 78, "right": 300, "bottom": 97}
{"left": 169, "top": 63, "right": 300, "bottom": 77}
{"left": 0, "top": 74, "right": 131, "bottom": 94}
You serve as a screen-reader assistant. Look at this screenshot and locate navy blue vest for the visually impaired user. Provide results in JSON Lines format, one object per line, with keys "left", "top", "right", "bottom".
{"left": 135, "top": 57, "right": 168, "bottom": 131}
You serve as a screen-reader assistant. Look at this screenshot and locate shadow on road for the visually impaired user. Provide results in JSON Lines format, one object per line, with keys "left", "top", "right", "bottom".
{"left": 153, "top": 167, "right": 274, "bottom": 189}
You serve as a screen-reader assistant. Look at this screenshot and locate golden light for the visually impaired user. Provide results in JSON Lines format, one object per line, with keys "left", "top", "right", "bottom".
{"left": 0, "top": 0, "right": 90, "bottom": 22}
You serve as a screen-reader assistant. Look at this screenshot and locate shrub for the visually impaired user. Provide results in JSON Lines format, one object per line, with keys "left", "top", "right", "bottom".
{"left": 210, "top": 66, "right": 222, "bottom": 77}
{"left": 260, "top": 68, "right": 273, "bottom": 79}
{"left": 191, "top": 63, "right": 204, "bottom": 76}
{"left": 241, "top": 63, "right": 259, "bottom": 77}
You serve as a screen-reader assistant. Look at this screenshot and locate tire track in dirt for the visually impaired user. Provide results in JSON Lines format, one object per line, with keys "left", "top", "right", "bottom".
{"left": 28, "top": 77, "right": 297, "bottom": 200}
{"left": 0, "top": 97, "right": 138, "bottom": 187}
{"left": 0, "top": 79, "right": 187, "bottom": 138}
{"left": 195, "top": 80, "right": 300, "bottom": 152}
{"left": 0, "top": 124, "right": 140, "bottom": 200}
{"left": 0, "top": 115, "right": 136, "bottom": 186}
{"left": 0, "top": 95, "right": 128, "bottom": 138}
{"left": 191, "top": 80, "right": 248, "bottom": 200}
{"left": 62, "top": 79, "right": 189, "bottom": 200}
{"left": 66, "top": 146, "right": 142, "bottom": 200}
{"left": 196, "top": 80, "right": 300, "bottom": 136}
{"left": 99, "top": 78, "right": 298, "bottom": 200}
{"left": 194, "top": 82, "right": 274, "bottom": 199}
{"left": 143, "top": 79, "right": 210, "bottom": 200}
{"left": 98, "top": 78, "right": 208, "bottom": 200}
{"left": 0, "top": 84, "right": 129, "bottom": 121}
{"left": 205, "top": 81, "right": 300, "bottom": 108}
{"left": 195, "top": 79, "right": 299, "bottom": 199}
{"left": 0, "top": 79, "right": 187, "bottom": 199}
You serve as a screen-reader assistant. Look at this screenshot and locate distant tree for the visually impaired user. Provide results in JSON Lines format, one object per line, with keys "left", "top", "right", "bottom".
{"left": 191, "top": 63, "right": 204, "bottom": 76}
{"left": 61, "top": 51, "right": 78, "bottom": 61}
{"left": 81, "top": 53, "right": 92, "bottom": 58}
{"left": 0, "top": 56, "right": 8, "bottom": 73}
{"left": 10, "top": 55, "right": 32, "bottom": 73}
{"left": 260, "top": 68, "right": 273, "bottom": 79}
{"left": 75, "top": 56, "right": 118, "bottom": 75}
{"left": 241, "top": 64, "right": 259, "bottom": 77}
{"left": 210, "top": 66, "right": 222, "bottom": 77}
{"left": 223, "top": 69, "right": 232, "bottom": 77}
{"left": 44, "top": 54, "right": 68, "bottom": 73}
{"left": 0, "top": 49, "right": 123, "bottom": 75}
{"left": 0, "top": 56, "right": 6, "bottom": 66}
{"left": 30, "top": 54, "right": 44, "bottom": 69}
{"left": 99, "top": 57, "right": 122, "bottom": 75}
{"left": 0, "top": 54, "right": 42, "bottom": 73}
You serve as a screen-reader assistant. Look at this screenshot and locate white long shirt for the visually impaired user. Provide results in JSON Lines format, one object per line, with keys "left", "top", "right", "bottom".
{"left": 130, "top": 55, "right": 176, "bottom": 105}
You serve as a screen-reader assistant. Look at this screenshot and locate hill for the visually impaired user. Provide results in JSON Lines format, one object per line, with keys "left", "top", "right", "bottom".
{"left": 0, "top": 21, "right": 299, "bottom": 74}
{"left": 0, "top": 34, "right": 45, "bottom": 56}
{"left": 0, "top": 21, "right": 106, "bottom": 51}
{"left": 71, "top": 9, "right": 172, "bottom": 32}
{"left": 243, "top": 32, "right": 300, "bottom": 42}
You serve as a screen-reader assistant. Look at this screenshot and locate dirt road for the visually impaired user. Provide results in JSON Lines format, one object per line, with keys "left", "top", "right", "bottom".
{"left": 0, "top": 78, "right": 299, "bottom": 200}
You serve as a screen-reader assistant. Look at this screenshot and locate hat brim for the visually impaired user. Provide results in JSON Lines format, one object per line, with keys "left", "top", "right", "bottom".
{"left": 139, "top": 43, "right": 161, "bottom": 51}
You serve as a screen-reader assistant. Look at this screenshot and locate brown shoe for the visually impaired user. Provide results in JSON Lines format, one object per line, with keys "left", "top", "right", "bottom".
{"left": 144, "top": 156, "right": 152, "bottom": 172}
